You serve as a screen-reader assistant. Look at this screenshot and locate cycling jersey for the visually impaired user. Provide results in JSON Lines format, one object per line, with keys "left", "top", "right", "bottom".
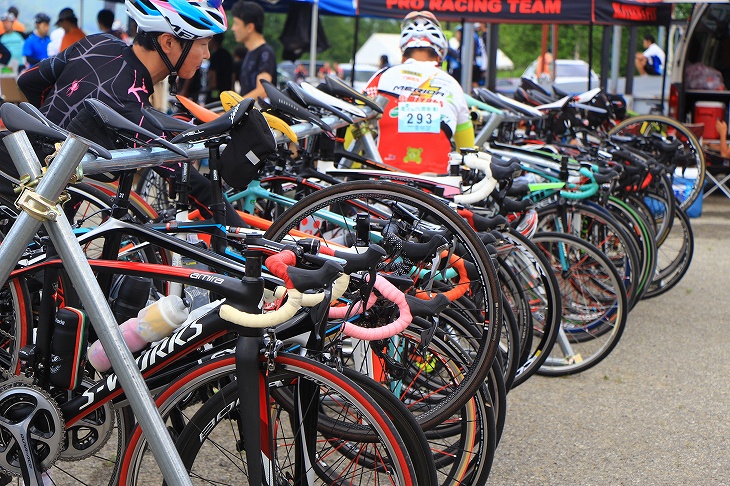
{"left": 16, "top": 33, "right": 244, "bottom": 226}
{"left": 365, "top": 59, "right": 473, "bottom": 174}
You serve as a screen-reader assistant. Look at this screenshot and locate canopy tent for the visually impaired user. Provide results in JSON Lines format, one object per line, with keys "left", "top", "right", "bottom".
{"left": 355, "top": 33, "right": 513, "bottom": 70}
{"left": 356, "top": 0, "right": 671, "bottom": 26}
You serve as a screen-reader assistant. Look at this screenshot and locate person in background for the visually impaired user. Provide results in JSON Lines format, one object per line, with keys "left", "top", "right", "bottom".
{"left": 47, "top": 27, "right": 65, "bottom": 56}
{"left": 379, "top": 54, "right": 390, "bottom": 69}
{"left": 317, "top": 61, "right": 334, "bottom": 79}
{"left": 232, "top": 45, "right": 246, "bottom": 91}
{"left": 56, "top": 8, "right": 86, "bottom": 53}
{"left": 472, "top": 22, "right": 487, "bottom": 87}
{"left": 97, "top": 9, "right": 124, "bottom": 40}
{"left": 0, "top": 6, "right": 25, "bottom": 35}
{"left": 231, "top": 1, "right": 276, "bottom": 100}
{"left": 334, "top": 62, "right": 344, "bottom": 79}
{"left": 294, "top": 63, "right": 307, "bottom": 83}
{"left": 363, "top": 10, "right": 474, "bottom": 174}
{"left": 23, "top": 13, "right": 51, "bottom": 68}
{"left": 635, "top": 33, "right": 665, "bottom": 76}
{"left": 0, "top": 13, "right": 25, "bottom": 69}
{"left": 715, "top": 119, "right": 730, "bottom": 158}
{"left": 206, "top": 33, "right": 233, "bottom": 103}
{"left": 535, "top": 49, "right": 554, "bottom": 82}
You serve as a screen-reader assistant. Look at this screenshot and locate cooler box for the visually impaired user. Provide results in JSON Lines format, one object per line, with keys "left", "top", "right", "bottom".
{"left": 694, "top": 101, "right": 726, "bottom": 139}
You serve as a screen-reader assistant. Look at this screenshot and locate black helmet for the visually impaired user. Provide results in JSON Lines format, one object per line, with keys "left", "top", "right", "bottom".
{"left": 34, "top": 13, "right": 51, "bottom": 24}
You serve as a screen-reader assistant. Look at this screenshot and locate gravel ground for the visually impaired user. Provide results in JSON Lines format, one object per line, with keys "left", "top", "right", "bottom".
{"left": 488, "top": 193, "right": 730, "bottom": 484}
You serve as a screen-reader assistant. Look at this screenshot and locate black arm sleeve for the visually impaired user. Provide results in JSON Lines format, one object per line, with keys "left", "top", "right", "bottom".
{"left": 17, "top": 50, "right": 70, "bottom": 107}
{"left": 0, "top": 43, "right": 10, "bottom": 66}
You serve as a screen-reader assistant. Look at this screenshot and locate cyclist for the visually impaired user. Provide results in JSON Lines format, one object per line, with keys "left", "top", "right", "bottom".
{"left": 363, "top": 11, "right": 474, "bottom": 174}
{"left": 15, "top": 0, "right": 246, "bottom": 226}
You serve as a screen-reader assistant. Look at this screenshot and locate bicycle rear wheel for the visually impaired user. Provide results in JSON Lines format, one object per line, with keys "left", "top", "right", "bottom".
{"left": 534, "top": 232, "right": 628, "bottom": 376}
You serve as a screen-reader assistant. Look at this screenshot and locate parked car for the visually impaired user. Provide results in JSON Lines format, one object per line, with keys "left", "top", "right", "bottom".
{"left": 522, "top": 59, "right": 600, "bottom": 95}
{"left": 339, "top": 64, "right": 380, "bottom": 92}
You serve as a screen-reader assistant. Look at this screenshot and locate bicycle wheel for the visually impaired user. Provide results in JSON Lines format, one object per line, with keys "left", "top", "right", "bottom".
{"left": 534, "top": 232, "right": 628, "bottom": 376}
{"left": 263, "top": 181, "right": 501, "bottom": 429}
{"left": 536, "top": 202, "right": 641, "bottom": 309}
{"left": 165, "top": 353, "right": 422, "bottom": 485}
{"left": 643, "top": 205, "right": 694, "bottom": 299}
{"left": 134, "top": 167, "right": 173, "bottom": 216}
{"left": 498, "top": 229, "right": 562, "bottom": 388}
{"left": 608, "top": 114, "right": 705, "bottom": 211}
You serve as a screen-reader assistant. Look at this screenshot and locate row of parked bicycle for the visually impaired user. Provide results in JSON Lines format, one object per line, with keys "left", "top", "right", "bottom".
{"left": 0, "top": 73, "right": 700, "bottom": 485}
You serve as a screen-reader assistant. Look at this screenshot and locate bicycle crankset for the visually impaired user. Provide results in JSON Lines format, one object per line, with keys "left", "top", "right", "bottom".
{"left": 0, "top": 378, "right": 65, "bottom": 477}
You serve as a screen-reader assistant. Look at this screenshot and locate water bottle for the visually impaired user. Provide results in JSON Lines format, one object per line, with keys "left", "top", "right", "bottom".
{"left": 87, "top": 295, "right": 189, "bottom": 372}
{"left": 49, "top": 308, "right": 89, "bottom": 390}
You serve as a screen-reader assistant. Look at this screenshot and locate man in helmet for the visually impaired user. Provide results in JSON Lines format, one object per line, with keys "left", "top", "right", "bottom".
{"left": 16, "top": 0, "right": 245, "bottom": 226}
{"left": 363, "top": 11, "right": 474, "bottom": 174}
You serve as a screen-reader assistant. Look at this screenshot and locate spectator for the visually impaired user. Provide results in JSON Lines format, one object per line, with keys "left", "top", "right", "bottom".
{"left": 635, "top": 33, "right": 665, "bottom": 76}
{"left": 334, "top": 62, "right": 344, "bottom": 79}
{"left": 232, "top": 45, "right": 246, "bottom": 91}
{"left": 56, "top": 8, "right": 86, "bottom": 53}
{"left": 206, "top": 33, "right": 233, "bottom": 103}
{"left": 0, "top": 6, "right": 25, "bottom": 35}
{"left": 47, "top": 27, "right": 65, "bottom": 56}
{"left": 294, "top": 63, "right": 307, "bottom": 83}
{"left": 535, "top": 49, "right": 554, "bottom": 81}
{"left": 379, "top": 54, "right": 390, "bottom": 69}
{"left": 472, "top": 22, "right": 487, "bottom": 87}
{"left": 97, "top": 9, "right": 124, "bottom": 40}
{"left": 0, "top": 13, "right": 24, "bottom": 69}
{"left": 445, "top": 26, "right": 461, "bottom": 79}
{"left": 715, "top": 120, "right": 730, "bottom": 158}
{"left": 363, "top": 11, "right": 473, "bottom": 174}
{"left": 23, "top": 13, "right": 51, "bottom": 68}
{"left": 231, "top": 1, "right": 276, "bottom": 100}
{"left": 317, "top": 61, "right": 334, "bottom": 79}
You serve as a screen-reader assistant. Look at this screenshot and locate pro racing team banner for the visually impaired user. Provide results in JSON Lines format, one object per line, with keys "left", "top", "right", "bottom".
{"left": 356, "top": 0, "right": 670, "bottom": 25}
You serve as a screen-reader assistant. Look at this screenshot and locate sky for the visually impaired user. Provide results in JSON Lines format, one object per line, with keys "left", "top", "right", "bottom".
{"left": 0, "top": 0, "right": 129, "bottom": 35}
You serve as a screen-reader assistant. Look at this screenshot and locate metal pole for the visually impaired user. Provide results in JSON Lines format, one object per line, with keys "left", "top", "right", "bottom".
{"left": 461, "top": 21, "right": 474, "bottom": 93}
{"left": 660, "top": 23, "right": 670, "bottom": 116}
{"left": 610, "top": 25, "right": 622, "bottom": 94}
{"left": 588, "top": 22, "right": 594, "bottom": 91}
{"left": 351, "top": 16, "right": 359, "bottom": 88}
{"left": 600, "top": 26, "right": 611, "bottom": 91}
{"left": 486, "top": 24, "right": 498, "bottom": 91}
{"left": 0, "top": 134, "right": 193, "bottom": 486}
{"left": 626, "top": 26, "right": 637, "bottom": 96}
{"left": 309, "top": 0, "right": 319, "bottom": 83}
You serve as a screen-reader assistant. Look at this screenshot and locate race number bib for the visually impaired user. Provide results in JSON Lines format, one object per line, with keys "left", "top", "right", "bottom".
{"left": 398, "top": 102, "right": 441, "bottom": 133}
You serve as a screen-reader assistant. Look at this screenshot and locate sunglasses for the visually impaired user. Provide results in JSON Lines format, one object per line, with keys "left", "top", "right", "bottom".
{"left": 401, "top": 11, "right": 441, "bottom": 29}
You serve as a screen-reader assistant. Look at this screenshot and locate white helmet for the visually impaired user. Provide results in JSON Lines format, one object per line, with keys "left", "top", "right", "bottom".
{"left": 126, "top": 0, "right": 227, "bottom": 40}
{"left": 400, "top": 11, "right": 448, "bottom": 59}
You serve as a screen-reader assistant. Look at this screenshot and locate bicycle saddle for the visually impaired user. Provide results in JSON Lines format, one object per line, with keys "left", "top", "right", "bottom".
{"left": 171, "top": 98, "right": 254, "bottom": 144}
{"left": 475, "top": 88, "right": 544, "bottom": 118}
{"left": 299, "top": 82, "right": 367, "bottom": 118}
{"left": 520, "top": 77, "right": 552, "bottom": 97}
{"left": 262, "top": 80, "right": 333, "bottom": 133}
{"left": 175, "top": 95, "right": 219, "bottom": 123}
{"left": 141, "top": 107, "right": 195, "bottom": 134}
{"left": 285, "top": 81, "right": 353, "bottom": 123}
{"left": 83, "top": 99, "right": 187, "bottom": 157}
{"left": 552, "top": 84, "right": 569, "bottom": 98}
{"left": 1, "top": 102, "right": 113, "bottom": 159}
{"left": 321, "top": 74, "right": 383, "bottom": 114}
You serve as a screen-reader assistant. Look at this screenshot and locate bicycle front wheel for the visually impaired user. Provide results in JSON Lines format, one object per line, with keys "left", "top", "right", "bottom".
{"left": 263, "top": 180, "right": 502, "bottom": 429}
{"left": 174, "top": 353, "right": 424, "bottom": 485}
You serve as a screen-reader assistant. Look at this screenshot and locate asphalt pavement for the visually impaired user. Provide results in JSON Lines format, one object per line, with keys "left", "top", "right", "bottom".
{"left": 488, "top": 193, "right": 730, "bottom": 484}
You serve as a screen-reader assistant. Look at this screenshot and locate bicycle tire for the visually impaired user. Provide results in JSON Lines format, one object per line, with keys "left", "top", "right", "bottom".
{"left": 643, "top": 205, "right": 694, "bottom": 299}
{"left": 173, "top": 353, "right": 422, "bottom": 485}
{"left": 534, "top": 232, "right": 628, "bottom": 376}
{"left": 499, "top": 229, "right": 562, "bottom": 388}
{"left": 263, "top": 180, "right": 501, "bottom": 430}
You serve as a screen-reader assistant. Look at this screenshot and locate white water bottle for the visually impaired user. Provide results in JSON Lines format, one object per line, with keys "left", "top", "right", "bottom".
{"left": 88, "top": 295, "right": 189, "bottom": 372}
